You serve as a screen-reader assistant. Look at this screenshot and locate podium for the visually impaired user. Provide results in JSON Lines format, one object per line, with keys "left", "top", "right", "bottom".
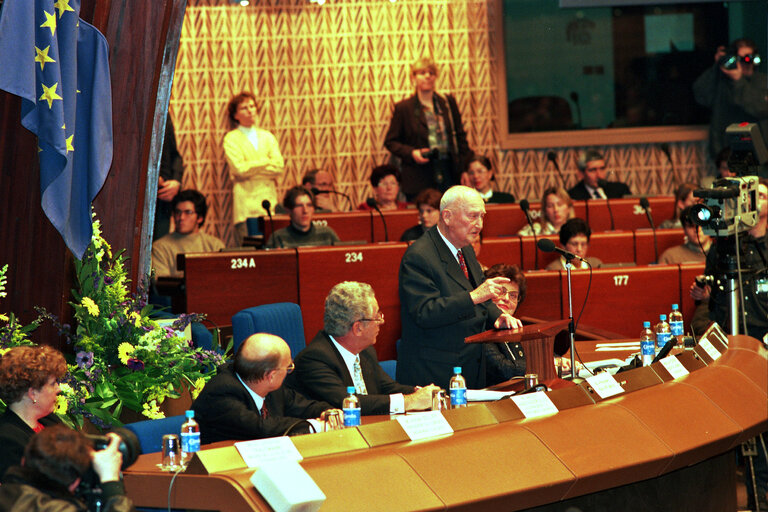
{"left": 465, "top": 319, "right": 570, "bottom": 381}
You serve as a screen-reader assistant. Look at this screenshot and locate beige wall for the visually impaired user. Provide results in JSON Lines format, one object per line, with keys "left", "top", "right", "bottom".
{"left": 172, "top": 0, "right": 707, "bottom": 246}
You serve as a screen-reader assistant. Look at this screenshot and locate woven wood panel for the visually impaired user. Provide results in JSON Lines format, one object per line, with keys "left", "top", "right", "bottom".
{"left": 172, "top": 0, "right": 708, "bottom": 246}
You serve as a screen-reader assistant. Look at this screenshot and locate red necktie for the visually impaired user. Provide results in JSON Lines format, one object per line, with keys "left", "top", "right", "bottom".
{"left": 261, "top": 403, "right": 269, "bottom": 419}
{"left": 457, "top": 250, "right": 469, "bottom": 279}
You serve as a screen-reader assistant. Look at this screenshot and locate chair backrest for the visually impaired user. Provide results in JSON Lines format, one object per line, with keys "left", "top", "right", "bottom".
{"left": 231, "top": 302, "right": 306, "bottom": 357}
{"left": 124, "top": 415, "right": 186, "bottom": 455}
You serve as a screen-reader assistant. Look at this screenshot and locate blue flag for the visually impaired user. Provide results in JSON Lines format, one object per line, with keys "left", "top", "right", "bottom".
{"left": 0, "top": 0, "right": 113, "bottom": 258}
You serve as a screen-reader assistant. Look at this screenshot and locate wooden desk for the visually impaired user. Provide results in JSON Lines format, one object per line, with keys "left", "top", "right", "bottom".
{"left": 123, "top": 334, "right": 766, "bottom": 511}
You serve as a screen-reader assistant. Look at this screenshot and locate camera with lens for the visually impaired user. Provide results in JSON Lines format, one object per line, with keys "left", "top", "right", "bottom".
{"left": 422, "top": 147, "right": 440, "bottom": 160}
{"left": 691, "top": 176, "right": 759, "bottom": 237}
{"left": 77, "top": 428, "right": 141, "bottom": 511}
{"left": 718, "top": 52, "right": 761, "bottom": 70}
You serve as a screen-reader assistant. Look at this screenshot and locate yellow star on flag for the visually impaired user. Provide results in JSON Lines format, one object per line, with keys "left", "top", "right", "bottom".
{"left": 34, "top": 46, "right": 56, "bottom": 71}
{"left": 54, "top": 0, "right": 74, "bottom": 18}
{"left": 65, "top": 135, "right": 74, "bottom": 153}
{"left": 39, "top": 82, "right": 63, "bottom": 108}
{"left": 40, "top": 10, "right": 56, "bottom": 36}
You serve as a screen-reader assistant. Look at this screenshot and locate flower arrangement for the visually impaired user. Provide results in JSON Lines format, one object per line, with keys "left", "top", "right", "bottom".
{"left": 0, "top": 220, "right": 225, "bottom": 430}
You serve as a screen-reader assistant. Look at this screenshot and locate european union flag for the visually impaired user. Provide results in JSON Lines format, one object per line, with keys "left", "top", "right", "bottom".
{"left": 0, "top": 0, "right": 113, "bottom": 258}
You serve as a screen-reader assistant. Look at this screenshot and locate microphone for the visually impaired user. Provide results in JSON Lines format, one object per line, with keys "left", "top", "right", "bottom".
{"left": 366, "top": 197, "right": 389, "bottom": 242}
{"left": 639, "top": 197, "right": 659, "bottom": 263}
{"left": 570, "top": 91, "right": 582, "bottom": 129}
{"left": 310, "top": 187, "right": 355, "bottom": 211}
{"left": 261, "top": 199, "right": 277, "bottom": 248}
{"left": 546, "top": 151, "right": 568, "bottom": 189}
{"left": 536, "top": 238, "right": 585, "bottom": 263}
{"left": 520, "top": 199, "right": 539, "bottom": 270}
{"left": 596, "top": 179, "right": 616, "bottom": 230}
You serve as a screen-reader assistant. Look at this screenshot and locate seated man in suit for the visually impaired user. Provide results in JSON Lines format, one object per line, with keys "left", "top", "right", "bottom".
{"left": 568, "top": 149, "right": 631, "bottom": 200}
{"left": 192, "top": 333, "right": 341, "bottom": 444}
{"left": 265, "top": 186, "right": 340, "bottom": 248}
{"left": 546, "top": 218, "right": 603, "bottom": 270}
{"left": 288, "top": 281, "right": 438, "bottom": 415}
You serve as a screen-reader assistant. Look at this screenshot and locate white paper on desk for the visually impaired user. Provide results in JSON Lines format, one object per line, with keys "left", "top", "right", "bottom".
{"left": 396, "top": 410, "right": 454, "bottom": 441}
{"left": 698, "top": 339, "right": 722, "bottom": 361}
{"left": 235, "top": 437, "right": 303, "bottom": 469}
{"left": 595, "top": 341, "right": 642, "bottom": 348}
{"left": 660, "top": 356, "right": 689, "bottom": 379}
{"left": 468, "top": 389, "right": 512, "bottom": 401}
{"left": 586, "top": 372, "right": 625, "bottom": 399}
{"left": 510, "top": 393, "right": 559, "bottom": 419}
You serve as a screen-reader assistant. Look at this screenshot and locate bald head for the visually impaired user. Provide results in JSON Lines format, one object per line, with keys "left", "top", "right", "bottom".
{"left": 234, "top": 333, "right": 289, "bottom": 383}
{"left": 438, "top": 186, "right": 486, "bottom": 248}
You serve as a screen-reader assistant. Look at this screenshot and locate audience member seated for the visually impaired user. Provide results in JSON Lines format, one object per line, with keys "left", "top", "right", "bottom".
{"left": 659, "top": 183, "right": 699, "bottom": 229}
{"left": 0, "top": 346, "right": 66, "bottom": 482}
{"left": 659, "top": 206, "right": 711, "bottom": 264}
{"left": 0, "top": 426, "right": 134, "bottom": 512}
{"left": 715, "top": 148, "right": 736, "bottom": 179}
{"left": 266, "top": 186, "right": 340, "bottom": 248}
{"left": 400, "top": 188, "right": 442, "bottom": 242}
{"left": 302, "top": 168, "right": 343, "bottom": 212}
{"left": 151, "top": 189, "right": 225, "bottom": 278}
{"left": 517, "top": 186, "right": 574, "bottom": 236}
{"left": 568, "top": 149, "right": 631, "bottom": 200}
{"left": 467, "top": 156, "right": 515, "bottom": 204}
{"left": 546, "top": 218, "right": 603, "bottom": 270}
{"left": 192, "top": 333, "right": 341, "bottom": 443}
{"left": 287, "top": 281, "right": 438, "bottom": 415}
{"left": 223, "top": 91, "right": 284, "bottom": 246}
{"left": 483, "top": 264, "right": 576, "bottom": 385}
{"left": 358, "top": 164, "right": 409, "bottom": 211}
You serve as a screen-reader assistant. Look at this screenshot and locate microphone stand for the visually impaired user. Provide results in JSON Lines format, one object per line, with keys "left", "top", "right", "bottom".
{"left": 564, "top": 257, "right": 577, "bottom": 378}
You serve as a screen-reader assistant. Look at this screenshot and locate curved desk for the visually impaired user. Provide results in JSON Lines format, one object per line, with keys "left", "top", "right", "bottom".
{"left": 123, "top": 335, "right": 767, "bottom": 511}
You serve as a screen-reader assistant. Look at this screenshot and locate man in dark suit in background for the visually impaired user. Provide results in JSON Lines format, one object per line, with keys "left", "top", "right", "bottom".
{"left": 567, "top": 149, "right": 631, "bottom": 200}
{"left": 288, "top": 281, "right": 438, "bottom": 415}
{"left": 192, "top": 333, "right": 341, "bottom": 444}
{"left": 397, "top": 186, "right": 522, "bottom": 389}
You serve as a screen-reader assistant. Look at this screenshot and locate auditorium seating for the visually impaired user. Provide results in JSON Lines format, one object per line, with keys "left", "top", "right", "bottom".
{"left": 231, "top": 302, "right": 306, "bottom": 357}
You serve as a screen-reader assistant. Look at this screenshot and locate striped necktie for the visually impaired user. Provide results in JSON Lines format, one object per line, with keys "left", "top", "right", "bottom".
{"left": 457, "top": 250, "right": 469, "bottom": 279}
{"left": 353, "top": 356, "right": 368, "bottom": 395}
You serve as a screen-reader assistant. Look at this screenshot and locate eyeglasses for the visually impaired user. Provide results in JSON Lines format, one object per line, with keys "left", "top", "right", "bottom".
{"left": 173, "top": 208, "right": 196, "bottom": 216}
{"left": 359, "top": 311, "right": 385, "bottom": 324}
{"left": 498, "top": 290, "right": 520, "bottom": 302}
{"left": 282, "top": 362, "right": 295, "bottom": 374}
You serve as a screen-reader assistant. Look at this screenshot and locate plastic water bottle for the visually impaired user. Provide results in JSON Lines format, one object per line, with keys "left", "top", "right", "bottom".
{"left": 640, "top": 321, "right": 655, "bottom": 366}
{"left": 180, "top": 410, "right": 200, "bottom": 466}
{"left": 669, "top": 304, "right": 684, "bottom": 347}
{"left": 655, "top": 314, "right": 671, "bottom": 354}
{"left": 449, "top": 367, "right": 467, "bottom": 408}
{"left": 342, "top": 386, "right": 360, "bottom": 427}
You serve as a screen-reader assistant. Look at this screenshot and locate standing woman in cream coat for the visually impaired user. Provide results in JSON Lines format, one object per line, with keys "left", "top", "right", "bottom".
{"left": 224, "top": 92, "right": 285, "bottom": 245}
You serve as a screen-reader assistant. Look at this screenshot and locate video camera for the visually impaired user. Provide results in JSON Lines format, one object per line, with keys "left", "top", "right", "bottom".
{"left": 718, "top": 52, "right": 761, "bottom": 70}
{"left": 690, "top": 123, "right": 767, "bottom": 237}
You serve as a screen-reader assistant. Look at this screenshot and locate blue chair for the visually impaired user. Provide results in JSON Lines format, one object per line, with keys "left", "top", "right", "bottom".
{"left": 124, "top": 415, "right": 186, "bottom": 455}
{"left": 246, "top": 217, "right": 263, "bottom": 237}
{"left": 232, "top": 302, "right": 306, "bottom": 357}
{"left": 380, "top": 359, "right": 397, "bottom": 380}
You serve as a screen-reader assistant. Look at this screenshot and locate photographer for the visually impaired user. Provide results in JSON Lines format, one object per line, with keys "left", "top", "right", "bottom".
{"left": 0, "top": 425, "right": 135, "bottom": 512}
{"left": 693, "top": 38, "right": 768, "bottom": 165}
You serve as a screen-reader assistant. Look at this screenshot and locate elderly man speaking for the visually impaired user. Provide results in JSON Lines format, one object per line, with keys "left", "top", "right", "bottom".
{"left": 397, "top": 185, "right": 521, "bottom": 389}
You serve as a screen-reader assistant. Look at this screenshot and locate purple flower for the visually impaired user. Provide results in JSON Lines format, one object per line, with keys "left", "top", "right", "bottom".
{"left": 126, "top": 358, "right": 145, "bottom": 371}
{"left": 104, "top": 275, "right": 113, "bottom": 285}
{"left": 76, "top": 351, "right": 94, "bottom": 369}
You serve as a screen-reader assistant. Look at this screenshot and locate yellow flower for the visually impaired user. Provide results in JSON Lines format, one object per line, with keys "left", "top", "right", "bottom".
{"left": 81, "top": 297, "right": 99, "bottom": 316}
{"left": 141, "top": 400, "right": 165, "bottom": 420}
{"left": 117, "top": 342, "right": 135, "bottom": 364}
{"left": 0, "top": 314, "right": 8, "bottom": 322}
{"left": 129, "top": 311, "right": 142, "bottom": 328}
{"left": 54, "top": 395, "right": 68, "bottom": 415}
{"left": 0, "top": 347, "right": 9, "bottom": 357}
{"left": 59, "top": 383, "right": 74, "bottom": 396}
{"left": 191, "top": 377, "right": 206, "bottom": 400}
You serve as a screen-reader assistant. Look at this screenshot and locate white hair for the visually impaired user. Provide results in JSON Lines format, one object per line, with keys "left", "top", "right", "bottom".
{"left": 439, "top": 185, "right": 481, "bottom": 212}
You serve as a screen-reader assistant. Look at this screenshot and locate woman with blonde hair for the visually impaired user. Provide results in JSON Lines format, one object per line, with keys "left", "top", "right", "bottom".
{"left": 517, "top": 186, "right": 574, "bottom": 236}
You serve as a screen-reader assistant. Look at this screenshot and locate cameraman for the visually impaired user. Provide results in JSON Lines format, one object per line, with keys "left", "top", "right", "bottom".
{"left": 693, "top": 38, "right": 768, "bottom": 167}
{"left": 0, "top": 425, "right": 135, "bottom": 512}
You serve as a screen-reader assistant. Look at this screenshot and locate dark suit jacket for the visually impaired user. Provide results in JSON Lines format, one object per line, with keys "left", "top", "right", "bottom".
{"left": 397, "top": 226, "right": 501, "bottom": 389}
{"left": 191, "top": 364, "right": 332, "bottom": 444}
{"left": 568, "top": 180, "right": 631, "bottom": 200}
{"left": 287, "top": 331, "right": 415, "bottom": 415}
{"left": 384, "top": 94, "right": 473, "bottom": 197}
{"left": 0, "top": 410, "right": 60, "bottom": 482}
{"left": 486, "top": 191, "right": 516, "bottom": 204}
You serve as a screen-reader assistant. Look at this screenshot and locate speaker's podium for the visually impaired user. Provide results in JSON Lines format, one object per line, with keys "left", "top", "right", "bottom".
{"left": 465, "top": 319, "right": 569, "bottom": 381}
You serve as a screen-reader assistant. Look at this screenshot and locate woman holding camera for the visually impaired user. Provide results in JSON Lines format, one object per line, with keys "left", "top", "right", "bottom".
{"left": 384, "top": 57, "right": 474, "bottom": 200}
{"left": 0, "top": 345, "right": 67, "bottom": 481}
